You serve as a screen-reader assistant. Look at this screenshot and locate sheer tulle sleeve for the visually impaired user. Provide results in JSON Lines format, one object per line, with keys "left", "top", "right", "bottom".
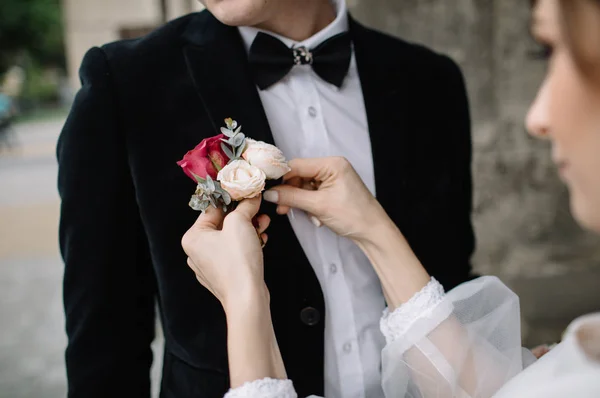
{"left": 380, "top": 276, "right": 536, "bottom": 398}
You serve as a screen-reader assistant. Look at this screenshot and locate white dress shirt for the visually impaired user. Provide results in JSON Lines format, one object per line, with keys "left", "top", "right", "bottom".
{"left": 239, "top": 2, "right": 386, "bottom": 397}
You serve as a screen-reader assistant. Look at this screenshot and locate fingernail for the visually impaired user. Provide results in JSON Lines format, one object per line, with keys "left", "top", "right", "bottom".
{"left": 310, "top": 215, "right": 322, "bottom": 228}
{"left": 263, "top": 190, "right": 279, "bottom": 203}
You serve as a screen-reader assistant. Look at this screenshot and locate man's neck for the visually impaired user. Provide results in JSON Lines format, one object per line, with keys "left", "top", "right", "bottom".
{"left": 254, "top": 0, "right": 337, "bottom": 42}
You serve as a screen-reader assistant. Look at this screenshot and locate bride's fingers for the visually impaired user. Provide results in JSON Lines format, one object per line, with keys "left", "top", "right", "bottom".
{"left": 264, "top": 185, "right": 319, "bottom": 215}
{"left": 305, "top": 173, "right": 323, "bottom": 227}
{"left": 283, "top": 158, "right": 326, "bottom": 181}
{"left": 277, "top": 207, "right": 321, "bottom": 227}
{"left": 261, "top": 233, "right": 268, "bottom": 246}
{"left": 531, "top": 345, "right": 551, "bottom": 359}
{"left": 275, "top": 176, "right": 304, "bottom": 215}
{"left": 284, "top": 176, "right": 304, "bottom": 187}
{"left": 276, "top": 205, "right": 290, "bottom": 215}
{"left": 282, "top": 181, "right": 322, "bottom": 225}
{"left": 234, "top": 195, "right": 262, "bottom": 220}
{"left": 309, "top": 214, "right": 323, "bottom": 227}
{"left": 271, "top": 177, "right": 320, "bottom": 215}
{"left": 254, "top": 214, "right": 271, "bottom": 234}
{"left": 187, "top": 257, "right": 202, "bottom": 277}
{"left": 193, "top": 205, "right": 225, "bottom": 230}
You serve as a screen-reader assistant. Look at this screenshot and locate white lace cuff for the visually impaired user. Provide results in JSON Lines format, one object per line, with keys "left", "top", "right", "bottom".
{"left": 224, "top": 378, "right": 297, "bottom": 398}
{"left": 380, "top": 277, "right": 446, "bottom": 344}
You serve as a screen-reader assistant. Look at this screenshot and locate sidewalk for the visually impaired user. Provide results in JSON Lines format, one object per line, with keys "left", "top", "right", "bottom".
{"left": 0, "top": 119, "right": 163, "bottom": 398}
{"left": 0, "top": 119, "right": 65, "bottom": 398}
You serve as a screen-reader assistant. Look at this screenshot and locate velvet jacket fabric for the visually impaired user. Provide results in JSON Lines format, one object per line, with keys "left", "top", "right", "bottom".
{"left": 57, "top": 10, "right": 475, "bottom": 398}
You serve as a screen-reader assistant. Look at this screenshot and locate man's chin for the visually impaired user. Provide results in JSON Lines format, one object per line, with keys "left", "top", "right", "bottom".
{"left": 212, "top": 13, "right": 259, "bottom": 27}
{"left": 208, "top": 4, "right": 266, "bottom": 27}
{"left": 215, "top": 17, "right": 252, "bottom": 27}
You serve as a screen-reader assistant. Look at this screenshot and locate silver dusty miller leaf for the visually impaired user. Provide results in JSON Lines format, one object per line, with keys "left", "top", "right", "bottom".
{"left": 220, "top": 127, "right": 235, "bottom": 138}
{"left": 231, "top": 132, "right": 245, "bottom": 147}
{"left": 189, "top": 194, "right": 210, "bottom": 211}
{"left": 188, "top": 179, "right": 231, "bottom": 212}
{"left": 205, "top": 175, "right": 216, "bottom": 192}
{"left": 221, "top": 143, "right": 235, "bottom": 160}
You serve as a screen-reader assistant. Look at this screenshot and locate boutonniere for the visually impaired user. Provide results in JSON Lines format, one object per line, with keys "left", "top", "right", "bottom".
{"left": 177, "top": 118, "right": 291, "bottom": 212}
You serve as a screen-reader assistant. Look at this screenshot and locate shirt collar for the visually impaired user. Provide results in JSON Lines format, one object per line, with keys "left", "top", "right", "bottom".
{"left": 238, "top": 0, "right": 348, "bottom": 54}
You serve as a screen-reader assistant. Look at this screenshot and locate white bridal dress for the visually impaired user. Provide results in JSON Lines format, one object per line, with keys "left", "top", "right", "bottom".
{"left": 223, "top": 276, "right": 600, "bottom": 398}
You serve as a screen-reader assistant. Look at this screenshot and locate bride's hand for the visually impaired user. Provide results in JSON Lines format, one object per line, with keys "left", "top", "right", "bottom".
{"left": 266, "top": 157, "right": 431, "bottom": 308}
{"left": 181, "top": 196, "right": 271, "bottom": 308}
{"left": 264, "top": 157, "right": 391, "bottom": 244}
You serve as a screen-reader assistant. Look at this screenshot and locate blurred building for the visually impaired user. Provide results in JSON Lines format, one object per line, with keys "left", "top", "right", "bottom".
{"left": 61, "top": 0, "right": 204, "bottom": 90}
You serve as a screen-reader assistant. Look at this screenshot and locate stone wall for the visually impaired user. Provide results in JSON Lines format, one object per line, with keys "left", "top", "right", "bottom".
{"left": 348, "top": 0, "right": 600, "bottom": 344}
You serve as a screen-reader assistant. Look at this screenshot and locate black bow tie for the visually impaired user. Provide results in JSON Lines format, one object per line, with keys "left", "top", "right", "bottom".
{"left": 248, "top": 31, "right": 352, "bottom": 90}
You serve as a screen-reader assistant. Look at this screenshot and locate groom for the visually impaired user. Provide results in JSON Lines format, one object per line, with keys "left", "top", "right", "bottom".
{"left": 57, "top": 0, "right": 475, "bottom": 397}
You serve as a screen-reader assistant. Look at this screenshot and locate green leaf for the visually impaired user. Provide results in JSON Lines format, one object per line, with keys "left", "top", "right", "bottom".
{"left": 206, "top": 175, "right": 215, "bottom": 191}
{"left": 221, "top": 189, "right": 231, "bottom": 205}
{"left": 210, "top": 156, "right": 223, "bottom": 172}
{"left": 235, "top": 143, "right": 245, "bottom": 158}
{"left": 208, "top": 195, "right": 217, "bottom": 208}
{"left": 191, "top": 172, "right": 206, "bottom": 183}
{"left": 225, "top": 118, "right": 236, "bottom": 129}
{"left": 231, "top": 133, "right": 245, "bottom": 147}
{"left": 221, "top": 143, "right": 235, "bottom": 160}
{"left": 214, "top": 181, "right": 232, "bottom": 205}
{"left": 220, "top": 127, "right": 235, "bottom": 138}
{"left": 189, "top": 195, "right": 210, "bottom": 211}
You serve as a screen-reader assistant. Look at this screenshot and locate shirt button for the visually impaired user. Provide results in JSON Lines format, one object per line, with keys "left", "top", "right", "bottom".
{"left": 329, "top": 263, "right": 338, "bottom": 274}
{"left": 343, "top": 342, "right": 352, "bottom": 353}
{"left": 308, "top": 106, "right": 317, "bottom": 117}
{"left": 300, "top": 307, "right": 321, "bottom": 326}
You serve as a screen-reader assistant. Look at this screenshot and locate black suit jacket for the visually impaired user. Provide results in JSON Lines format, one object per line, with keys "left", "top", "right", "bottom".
{"left": 57, "top": 10, "right": 475, "bottom": 398}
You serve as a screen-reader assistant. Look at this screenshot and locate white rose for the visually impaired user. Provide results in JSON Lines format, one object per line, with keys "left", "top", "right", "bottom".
{"left": 242, "top": 139, "right": 291, "bottom": 180}
{"left": 217, "top": 159, "right": 266, "bottom": 201}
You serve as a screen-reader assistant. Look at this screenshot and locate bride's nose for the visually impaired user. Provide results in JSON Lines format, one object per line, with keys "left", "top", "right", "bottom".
{"left": 526, "top": 76, "right": 552, "bottom": 139}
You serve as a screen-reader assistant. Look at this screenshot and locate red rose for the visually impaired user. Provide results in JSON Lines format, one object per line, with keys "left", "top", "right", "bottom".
{"left": 177, "top": 134, "right": 228, "bottom": 181}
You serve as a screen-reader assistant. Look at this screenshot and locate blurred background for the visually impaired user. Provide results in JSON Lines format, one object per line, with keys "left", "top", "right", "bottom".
{"left": 1, "top": 0, "right": 599, "bottom": 397}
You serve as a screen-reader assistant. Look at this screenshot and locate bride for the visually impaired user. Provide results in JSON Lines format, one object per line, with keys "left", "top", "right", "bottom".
{"left": 181, "top": 0, "right": 600, "bottom": 396}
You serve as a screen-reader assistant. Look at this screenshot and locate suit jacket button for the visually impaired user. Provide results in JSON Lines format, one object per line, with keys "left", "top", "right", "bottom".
{"left": 300, "top": 307, "right": 320, "bottom": 326}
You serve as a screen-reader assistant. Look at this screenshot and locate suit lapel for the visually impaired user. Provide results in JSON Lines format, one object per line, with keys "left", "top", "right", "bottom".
{"left": 181, "top": 12, "right": 275, "bottom": 146}
{"left": 350, "top": 17, "right": 413, "bottom": 212}
{"left": 180, "top": 14, "right": 324, "bottom": 335}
